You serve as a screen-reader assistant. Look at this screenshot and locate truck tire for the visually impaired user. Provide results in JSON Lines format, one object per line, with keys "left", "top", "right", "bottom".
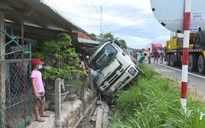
{"left": 194, "top": 31, "right": 205, "bottom": 49}
{"left": 201, "top": 31, "right": 205, "bottom": 50}
{"left": 188, "top": 54, "right": 198, "bottom": 71}
{"left": 198, "top": 54, "right": 205, "bottom": 74}
{"left": 166, "top": 54, "right": 170, "bottom": 66}
{"left": 170, "top": 54, "right": 177, "bottom": 67}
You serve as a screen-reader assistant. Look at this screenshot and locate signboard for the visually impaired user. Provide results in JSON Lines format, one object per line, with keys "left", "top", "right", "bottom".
{"left": 150, "top": 0, "right": 205, "bottom": 33}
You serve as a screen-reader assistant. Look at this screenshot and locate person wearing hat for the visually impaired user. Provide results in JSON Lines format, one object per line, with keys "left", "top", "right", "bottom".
{"left": 30, "top": 58, "right": 49, "bottom": 122}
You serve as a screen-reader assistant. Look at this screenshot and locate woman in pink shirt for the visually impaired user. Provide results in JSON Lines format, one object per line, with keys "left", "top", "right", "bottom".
{"left": 30, "top": 58, "right": 49, "bottom": 122}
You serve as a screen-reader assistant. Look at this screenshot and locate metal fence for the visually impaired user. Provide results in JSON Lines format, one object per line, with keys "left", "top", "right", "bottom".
{"left": 0, "top": 29, "right": 32, "bottom": 128}
{"left": 0, "top": 29, "right": 95, "bottom": 128}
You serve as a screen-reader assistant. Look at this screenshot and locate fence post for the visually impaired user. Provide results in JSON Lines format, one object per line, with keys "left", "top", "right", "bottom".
{"left": 89, "top": 75, "right": 94, "bottom": 91}
{"left": 54, "top": 78, "right": 62, "bottom": 128}
{"left": 0, "top": 12, "right": 6, "bottom": 128}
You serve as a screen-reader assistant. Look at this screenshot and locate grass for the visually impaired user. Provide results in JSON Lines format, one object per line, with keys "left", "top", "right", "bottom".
{"left": 108, "top": 64, "right": 205, "bottom": 128}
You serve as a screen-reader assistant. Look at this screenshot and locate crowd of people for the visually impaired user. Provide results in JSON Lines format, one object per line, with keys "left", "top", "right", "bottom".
{"left": 130, "top": 48, "right": 165, "bottom": 64}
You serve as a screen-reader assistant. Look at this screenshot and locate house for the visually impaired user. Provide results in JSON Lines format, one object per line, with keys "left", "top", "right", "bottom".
{"left": 0, "top": 0, "right": 99, "bottom": 127}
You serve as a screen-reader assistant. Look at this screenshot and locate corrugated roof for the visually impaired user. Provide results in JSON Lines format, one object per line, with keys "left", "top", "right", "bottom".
{"left": 0, "top": 0, "right": 89, "bottom": 35}
{"left": 1, "top": 0, "right": 100, "bottom": 55}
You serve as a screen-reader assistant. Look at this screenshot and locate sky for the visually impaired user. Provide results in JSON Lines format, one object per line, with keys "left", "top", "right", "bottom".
{"left": 43, "top": 0, "right": 171, "bottom": 49}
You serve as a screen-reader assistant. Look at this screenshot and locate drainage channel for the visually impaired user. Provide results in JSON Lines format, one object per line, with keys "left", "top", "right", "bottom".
{"left": 76, "top": 96, "right": 115, "bottom": 128}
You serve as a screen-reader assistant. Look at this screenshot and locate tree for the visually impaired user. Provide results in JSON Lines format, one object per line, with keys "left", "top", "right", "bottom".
{"left": 33, "top": 33, "right": 83, "bottom": 79}
{"left": 100, "top": 32, "right": 114, "bottom": 40}
{"left": 119, "top": 39, "right": 127, "bottom": 49}
{"left": 100, "top": 32, "right": 128, "bottom": 49}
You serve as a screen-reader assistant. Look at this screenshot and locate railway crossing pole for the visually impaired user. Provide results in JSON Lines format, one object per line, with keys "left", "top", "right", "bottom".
{"left": 181, "top": 0, "right": 191, "bottom": 110}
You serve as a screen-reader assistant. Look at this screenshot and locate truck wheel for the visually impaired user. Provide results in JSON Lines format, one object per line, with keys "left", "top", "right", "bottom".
{"left": 198, "top": 54, "right": 205, "bottom": 74}
{"left": 201, "top": 31, "right": 205, "bottom": 49}
{"left": 166, "top": 55, "right": 170, "bottom": 66}
{"left": 188, "top": 54, "right": 198, "bottom": 71}
{"left": 170, "top": 54, "right": 176, "bottom": 67}
{"left": 195, "top": 31, "right": 205, "bottom": 49}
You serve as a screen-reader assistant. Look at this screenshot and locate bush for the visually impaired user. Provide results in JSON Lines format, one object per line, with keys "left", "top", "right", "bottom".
{"left": 33, "top": 33, "right": 84, "bottom": 79}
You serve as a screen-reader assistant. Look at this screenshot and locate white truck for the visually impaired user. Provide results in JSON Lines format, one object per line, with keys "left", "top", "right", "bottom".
{"left": 88, "top": 40, "right": 139, "bottom": 96}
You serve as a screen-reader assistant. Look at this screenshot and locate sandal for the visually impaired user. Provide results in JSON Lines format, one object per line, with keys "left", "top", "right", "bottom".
{"left": 35, "top": 117, "right": 45, "bottom": 122}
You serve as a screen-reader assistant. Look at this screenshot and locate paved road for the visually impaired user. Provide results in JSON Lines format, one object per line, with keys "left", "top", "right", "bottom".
{"left": 144, "top": 60, "right": 205, "bottom": 94}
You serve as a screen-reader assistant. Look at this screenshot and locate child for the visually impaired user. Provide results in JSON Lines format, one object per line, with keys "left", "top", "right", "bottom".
{"left": 30, "top": 58, "right": 49, "bottom": 122}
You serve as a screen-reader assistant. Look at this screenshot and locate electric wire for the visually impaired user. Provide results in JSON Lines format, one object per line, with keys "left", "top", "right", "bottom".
{"left": 71, "top": 0, "right": 97, "bottom": 26}
{"left": 46, "top": 0, "right": 101, "bottom": 34}
{"left": 89, "top": 0, "right": 103, "bottom": 34}
{"left": 72, "top": 0, "right": 103, "bottom": 35}
{"left": 79, "top": 0, "right": 98, "bottom": 24}
{"left": 46, "top": 0, "right": 74, "bottom": 21}
{"left": 90, "top": 0, "right": 100, "bottom": 15}
{"left": 46, "top": 0, "right": 83, "bottom": 28}
{"left": 44, "top": 0, "right": 108, "bottom": 35}
{"left": 82, "top": 0, "right": 99, "bottom": 22}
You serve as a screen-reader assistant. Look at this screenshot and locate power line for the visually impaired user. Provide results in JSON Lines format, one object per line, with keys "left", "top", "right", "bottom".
{"left": 46, "top": 0, "right": 83, "bottom": 28}
{"left": 79, "top": 0, "right": 99, "bottom": 24}
{"left": 89, "top": 0, "right": 100, "bottom": 14}
{"left": 43, "top": 0, "right": 105, "bottom": 35}
{"left": 71, "top": 0, "right": 97, "bottom": 26}
{"left": 83, "top": 0, "right": 99, "bottom": 22}
{"left": 47, "top": 0, "right": 100, "bottom": 33}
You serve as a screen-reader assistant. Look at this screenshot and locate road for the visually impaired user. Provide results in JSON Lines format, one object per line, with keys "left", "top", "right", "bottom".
{"left": 144, "top": 59, "right": 205, "bottom": 94}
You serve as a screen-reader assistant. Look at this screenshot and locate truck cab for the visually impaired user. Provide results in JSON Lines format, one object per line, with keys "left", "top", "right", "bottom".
{"left": 88, "top": 41, "right": 139, "bottom": 96}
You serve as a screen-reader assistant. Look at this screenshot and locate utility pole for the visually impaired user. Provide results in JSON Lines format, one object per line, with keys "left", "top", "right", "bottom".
{"left": 181, "top": 0, "right": 191, "bottom": 110}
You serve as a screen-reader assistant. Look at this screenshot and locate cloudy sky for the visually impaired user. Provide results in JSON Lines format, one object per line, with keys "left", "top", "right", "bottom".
{"left": 43, "top": 0, "right": 171, "bottom": 49}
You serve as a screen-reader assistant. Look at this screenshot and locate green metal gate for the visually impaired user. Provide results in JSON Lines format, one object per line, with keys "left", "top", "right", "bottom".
{"left": 0, "top": 28, "right": 32, "bottom": 128}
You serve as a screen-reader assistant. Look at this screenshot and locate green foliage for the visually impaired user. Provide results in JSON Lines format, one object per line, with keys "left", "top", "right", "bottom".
{"left": 101, "top": 32, "right": 114, "bottom": 40}
{"left": 100, "top": 33, "right": 128, "bottom": 50}
{"left": 137, "top": 64, "right": 158, "bottom": 79}
{"left": 119, "top": 39, "right": 127, "bottom": 49}
{"left": 109, "top": 64, "right": 205, "bottom": 128}
{"left": 33, "top": 33, "right": 83, "bottom": 79}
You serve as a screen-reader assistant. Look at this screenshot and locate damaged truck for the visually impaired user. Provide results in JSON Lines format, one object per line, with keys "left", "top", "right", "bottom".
{"left": 88, "top": 40, "right": 140, "bottom": 97}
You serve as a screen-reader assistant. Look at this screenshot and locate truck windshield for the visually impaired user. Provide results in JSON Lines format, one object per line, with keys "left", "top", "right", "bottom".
{"left": 89, "top": 44, "right": 118, "bottom": 70}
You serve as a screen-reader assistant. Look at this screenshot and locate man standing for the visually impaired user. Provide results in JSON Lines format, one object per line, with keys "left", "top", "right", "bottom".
{"left": 147, "top": 48, "right": 152, "bottom": 64}
{"left": 138, "top": 53, "right": 147, "bottom": 63}
{"left": 159, "top": 50, "right": 165, "bottom": 64}
{"left": 153, "top": 49, "right": 159, "bottom": 64}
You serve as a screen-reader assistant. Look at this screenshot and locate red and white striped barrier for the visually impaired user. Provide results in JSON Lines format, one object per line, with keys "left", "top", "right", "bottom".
{"left": 181, "top": 0, "right": 191, "bottom": 110}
